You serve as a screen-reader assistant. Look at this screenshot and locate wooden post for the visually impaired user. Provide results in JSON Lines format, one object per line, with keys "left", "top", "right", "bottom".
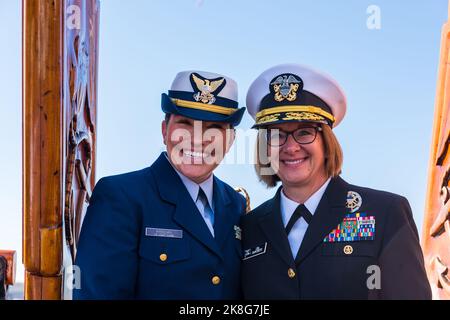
{"left": 22, "top": 0, "right": 99, "bottom": 300}
{"left": 422, "top": 0, "right": 450, "bottom": 300}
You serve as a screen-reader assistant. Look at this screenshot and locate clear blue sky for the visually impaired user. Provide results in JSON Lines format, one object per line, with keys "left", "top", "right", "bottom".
{"left": 0, "top": 0, "right": 447, "bottom": 282}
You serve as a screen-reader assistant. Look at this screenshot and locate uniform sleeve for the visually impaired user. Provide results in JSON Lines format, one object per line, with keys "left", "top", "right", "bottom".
{"left": 73, "top": 177, "right": 140, "bottom": 300}
{"left": 377, "top": 196, "right": 431, "bottom": 300}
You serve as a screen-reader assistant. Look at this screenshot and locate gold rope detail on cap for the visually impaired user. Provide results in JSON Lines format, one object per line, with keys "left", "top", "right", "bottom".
{"left": 258, "top": 114, "right": 281, "bottom": 124}
{"left": 171, "top": 98, "right": 236, "bottom": 115}
{"left": 283, "top": 112, "right": 325, "bottom": 122}
{"left": 255, "top": 105, "right": 335, "bottom": 123}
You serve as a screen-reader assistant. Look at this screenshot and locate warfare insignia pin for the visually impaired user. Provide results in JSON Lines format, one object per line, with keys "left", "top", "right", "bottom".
{"left": 346, "top": 191, "right": 362, "bottom": 213}
{"left": 234, "top": 225, "right": 242, "bottom": 240}
{"left": 190, "top": 72, "right": 226, "bottom": 104}
{"left": 270, "top": 74, "right": 303, "bottom": 102}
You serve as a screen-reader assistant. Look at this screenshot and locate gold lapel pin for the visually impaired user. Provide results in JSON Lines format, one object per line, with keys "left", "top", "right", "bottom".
{"left": 343, "top": 245, "right": 353, "bottom": 255}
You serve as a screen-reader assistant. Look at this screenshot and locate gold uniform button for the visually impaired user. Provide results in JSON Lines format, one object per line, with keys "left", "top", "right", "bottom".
{"left": 159, "top": 253, "right": 168, "bottom": 262}
{"left": 212, "top": 276, "right": 221, "bottom": 285}
{"left": 288, "top": 268, "right": 296, "bottom": 278}
{"left": 343, "top": 245, "right": 353, "bottom": 255}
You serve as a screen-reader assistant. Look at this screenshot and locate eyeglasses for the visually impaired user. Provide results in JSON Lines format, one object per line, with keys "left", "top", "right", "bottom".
{"left": 266, "top": 126, "right": 322, "bottom": 147}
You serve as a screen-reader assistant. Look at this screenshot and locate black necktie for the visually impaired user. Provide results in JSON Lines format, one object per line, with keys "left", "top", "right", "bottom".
{"left": 285, "top": 204, "right": 313, "bottom": 235}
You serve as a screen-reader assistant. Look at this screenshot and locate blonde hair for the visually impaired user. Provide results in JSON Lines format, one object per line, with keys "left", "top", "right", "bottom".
{"left": 254, "top": 124, "right": 343, "bottom": 188}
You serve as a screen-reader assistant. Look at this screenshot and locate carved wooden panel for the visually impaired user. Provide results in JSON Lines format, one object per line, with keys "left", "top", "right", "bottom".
{"left": 64, "top": 0, "right": 99, "bottom": 263}
{"left": 23, "top": 0, "right": 99, "bottom": 300}
{"left": 422, "top": 3, "right": 450, "bottom": 300}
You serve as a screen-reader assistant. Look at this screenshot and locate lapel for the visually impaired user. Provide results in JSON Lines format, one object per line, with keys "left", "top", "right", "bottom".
{"left": 149, "top": 152, "right": 223, "bottom": 260}
{"left": 295, "top": 176, "right": 350, "bottom": 265}
{"left": 211, "top": 177, "right": 233, "bottom": 251}
{"left": 257, "top": 187, "right": 296, "bottom": 267}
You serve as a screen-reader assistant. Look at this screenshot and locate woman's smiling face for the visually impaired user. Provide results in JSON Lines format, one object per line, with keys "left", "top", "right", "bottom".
{"left": 162, "top": 114, "right": 234, "bottom": 183}
{"left": 267, "top": 122, "right": 327, "bottom": 190}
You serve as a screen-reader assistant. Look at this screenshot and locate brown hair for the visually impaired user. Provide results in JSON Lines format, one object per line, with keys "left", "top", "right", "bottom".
{"left": 254, "top": 124, "right": 343, "bottom": 188}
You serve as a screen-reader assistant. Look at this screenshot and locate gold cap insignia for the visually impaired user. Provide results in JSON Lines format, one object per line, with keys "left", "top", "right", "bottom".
{"left": 191, "top": 73, "right": 226, "bottom": 104}
{"left": 270, "top": 74, "right": 303, "bottom": 102}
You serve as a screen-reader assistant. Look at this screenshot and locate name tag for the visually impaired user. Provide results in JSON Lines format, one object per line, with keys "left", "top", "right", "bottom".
{"left": 243, "top": 242, "right": 267, "bottom": 260}
{"left": 145, "top": 227, "right": 183, "bottom": 239}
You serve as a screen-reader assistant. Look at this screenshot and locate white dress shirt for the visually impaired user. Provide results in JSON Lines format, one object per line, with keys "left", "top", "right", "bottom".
{"left": 280, "top": 178, "right": 331, "bottom": 258}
